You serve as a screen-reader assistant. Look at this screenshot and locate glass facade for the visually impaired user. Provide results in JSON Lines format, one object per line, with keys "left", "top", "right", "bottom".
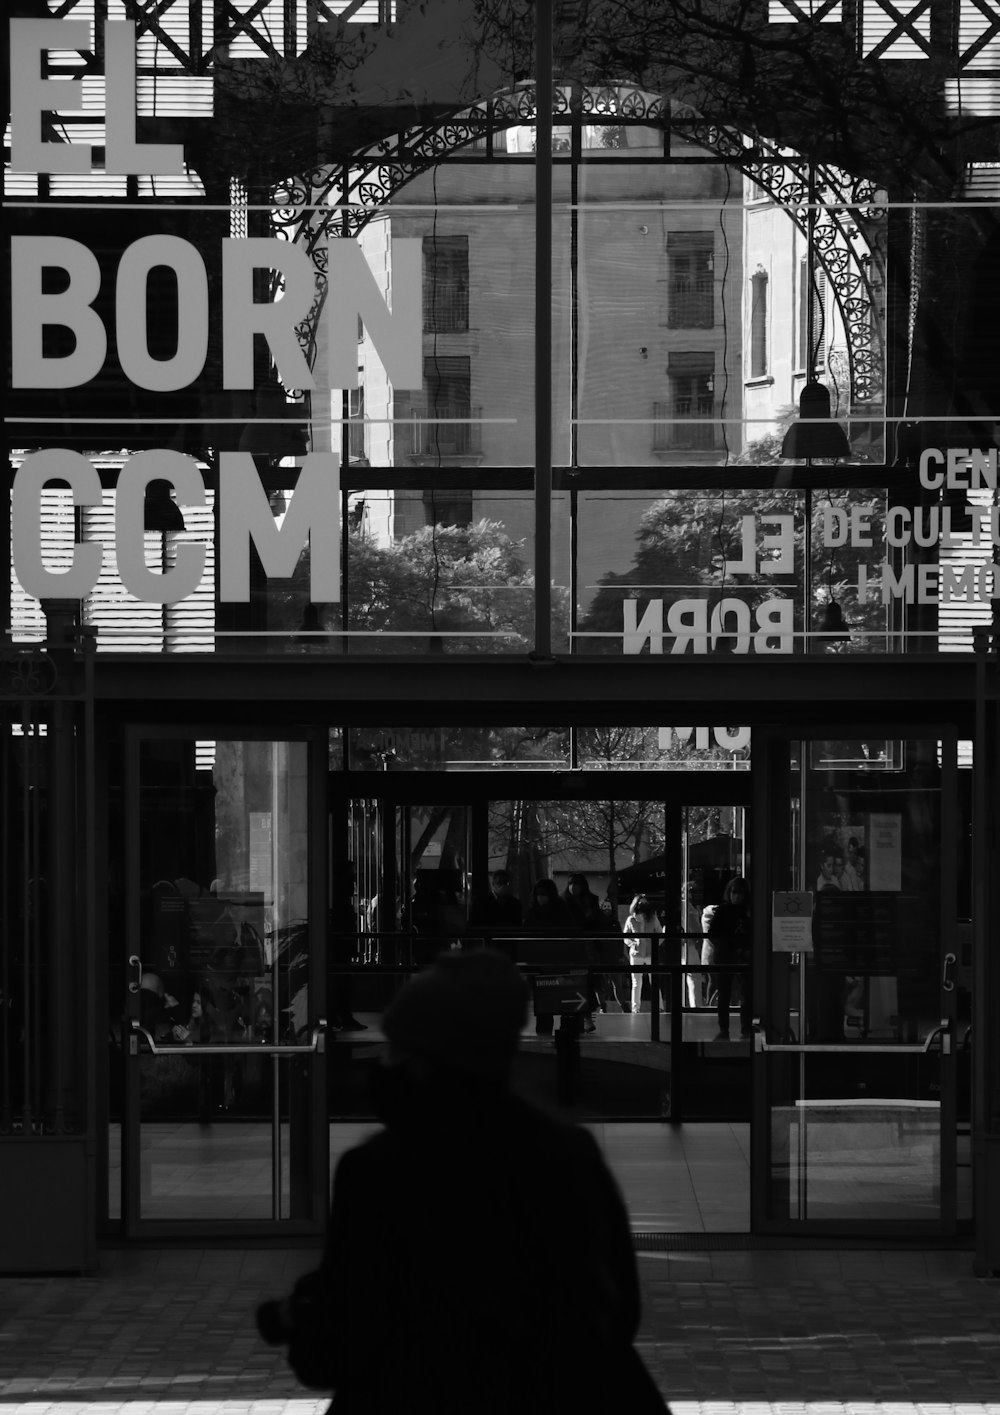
{"left": 2, "top": 0, "right": 997, "bottom": 1263}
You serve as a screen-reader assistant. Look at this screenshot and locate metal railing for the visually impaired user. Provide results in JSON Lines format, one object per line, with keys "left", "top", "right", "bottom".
{"left": 394, "top": 403, "right": 484, "bottom": 457}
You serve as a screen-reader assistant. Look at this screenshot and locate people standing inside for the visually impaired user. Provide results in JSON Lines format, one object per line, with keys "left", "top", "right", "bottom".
{"left": 680, "top": 877, "right": 706, "bottom": 1008}
{"left": 561, "top": 872, "right": 613, "bottom": 1029}
{"left": 257, "top": 949, "right": 667, "bottom": 1414}
{"left": 523, "top": 878, "right": 572, "bottom": 1036}
{"left": 816, "top": 849, "right": 842, "bottom": 892}
{"left": 466, "top": 868, "right": 523, "bottom": 959}
{"left": 411, "top": 868, "right": 466, "bottom": 963}
{"left": 842, "top": 836, "right": 865, "bottom": 891}
{"left": 701, "top": 875, "right": 752, "bottom": 1040}
{"left": 623, "top": 895, "right": 661, "bottom": 1014}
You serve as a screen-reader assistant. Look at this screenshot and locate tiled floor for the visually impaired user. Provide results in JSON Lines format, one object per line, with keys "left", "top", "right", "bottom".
{"left": 1, "top": 1246, "right": 997, "bottom": 1411}
{"left": 111, "top": 1117, "right": 751, "bottom": 1231}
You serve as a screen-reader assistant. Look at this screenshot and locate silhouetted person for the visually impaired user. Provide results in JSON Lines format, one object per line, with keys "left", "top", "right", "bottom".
{"left": 466, "top": 868, "right": 523, "bottom": 959}
{"left": 523, "top": 878, "right": 572, "bottom": 1036}
{"left": 562, "top": 872, "right": 618, "bottom": 1026}
{"left": 411, "top": 868, "right": 466, "bottom": 963}
{"left": 701, "top": 875, "right": 752, "bottom": 1040}
{"left": 257, "top": 949, "right": 667, "bottom": 1414}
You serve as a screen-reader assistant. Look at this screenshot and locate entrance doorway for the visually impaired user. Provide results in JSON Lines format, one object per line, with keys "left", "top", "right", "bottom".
{"left": 333, "top": 772, "right": 755, "bottom": 1234}
{"left": 752, "top": 730, "right": 966, "bottom": 1236}
{"left": 106, "top": 720, "right": 967, "bottom": 1241}
{"left": 336, "top": 772, "right": 753, "bottom": 1127}
{"left": 114, "top": 729, "right": 328, "bottom": 1237}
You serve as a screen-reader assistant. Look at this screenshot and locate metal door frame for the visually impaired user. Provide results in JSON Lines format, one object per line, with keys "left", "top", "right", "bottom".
{"left": 333, "top": 768, "right": 753, "bottom": 914}
{"left": 121, "top": 723, "right": 329, "bottom": 1239}
{"left": 750, "top": 723, "right": 959, "bottom": 1237}
{"left": 333, "top": 767, "right": 754, "bottom": 1120}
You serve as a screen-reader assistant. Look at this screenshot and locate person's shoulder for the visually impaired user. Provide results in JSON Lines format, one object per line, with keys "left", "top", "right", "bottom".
{"left": 335, "top": 1125, "right": 394, "bottom": 1177}
{"left": 502, "top": 1093, "right": 603, "bottom": 1161}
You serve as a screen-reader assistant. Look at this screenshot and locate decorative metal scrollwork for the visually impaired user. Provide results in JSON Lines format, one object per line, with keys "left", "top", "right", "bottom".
{"left": 2, "top": 649, "right": 59, "bottom": 698}
{"left": 273, "top": 82, "right": 886, "bottom": 416}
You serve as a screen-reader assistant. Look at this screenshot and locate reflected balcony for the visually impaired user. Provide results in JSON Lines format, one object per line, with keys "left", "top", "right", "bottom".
{"left": 652, "top": 398, "right": 718, "bottom": 457}
{"left": 395, "top": 401, "right": 484, "bottom": 464}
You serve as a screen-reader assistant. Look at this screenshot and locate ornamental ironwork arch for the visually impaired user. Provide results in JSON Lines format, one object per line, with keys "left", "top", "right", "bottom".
{"left": 271, "top": 82, "right": 886, "bottom": 413}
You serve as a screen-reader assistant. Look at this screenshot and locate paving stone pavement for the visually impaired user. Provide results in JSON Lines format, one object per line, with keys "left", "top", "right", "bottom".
{"left": 1, "top": 1247, "right": 998, "bottom": 1414}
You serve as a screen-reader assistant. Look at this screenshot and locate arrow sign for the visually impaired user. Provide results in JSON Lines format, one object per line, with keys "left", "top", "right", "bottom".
{"left": 533, "top": 972, "right": 589, "bottom": 1015}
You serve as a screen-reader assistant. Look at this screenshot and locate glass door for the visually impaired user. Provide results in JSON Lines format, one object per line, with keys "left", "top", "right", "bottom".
{"left": 752, "top": 731, "right": 959, "bottom": 1234}
{"left": 120, "top": 730, "right": 327, "bottom": 1235}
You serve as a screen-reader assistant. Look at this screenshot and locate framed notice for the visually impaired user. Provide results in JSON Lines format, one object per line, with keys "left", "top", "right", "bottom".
{"left": 248, "top": 812, "right": 273, "bottom": 894}
{"left": 868, "top": 813, "right": 902, "bottom": 891}
{"left": 772, "top": 891, "right": 814, "bottom": 952}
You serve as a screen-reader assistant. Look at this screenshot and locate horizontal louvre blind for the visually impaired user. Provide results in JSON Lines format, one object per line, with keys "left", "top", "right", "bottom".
{"left": 165, "top": 499, "right": 217, "bottom": 653}
{"left": 860, "top": 0, "right": 932, "bottom": 59}
{"left": 768, "top": 1, "right": 843, "bottom": 19}
{"left": 938, "top": 491, "right": 998, "bottom": 653}
{"left": 945, "top": 77, "right": 1000, "bottom": 115}
{"left": 105, "top": 0, "right": 214, "bottom": 59}
{"left": 8, "top": 459, "right": 215, "bottom": 652}
{"left": 81, "top": 485, "right": 217, "bottom": 653}
{"left": 965, "top": 162, "right": 1000, "bottom": 196}
{"left": 960, "top": 0, "right": 1000, "bottom": 69}
{"left": 225, "top": 0, "right": 294, "bottom": 58}
{"left": 82, "top": 491, "right": 163, "bottom": 652}
{"left": 136, "top": 78, "right": 215, "bottom": 117}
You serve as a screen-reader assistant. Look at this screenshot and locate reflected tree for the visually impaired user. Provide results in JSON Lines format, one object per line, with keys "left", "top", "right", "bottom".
{"left": 579, "top": 484, "right": 886, "bottom": 652}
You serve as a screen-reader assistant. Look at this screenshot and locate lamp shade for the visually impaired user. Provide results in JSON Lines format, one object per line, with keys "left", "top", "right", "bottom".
{"left": 817, "top": 601, "right": 851, "bottom": 642}
{"left": 143, "top": 480, "right": 186, "bottom": 532}
{"left": 238, "top": 385, "right": 307, "bottom": 460}
{"left": 781, "top": 382, "right": 852, "bottom": 460}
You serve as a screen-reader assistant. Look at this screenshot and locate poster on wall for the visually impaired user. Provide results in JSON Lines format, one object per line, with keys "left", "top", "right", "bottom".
{"left": 248, "top": 811, "right": 273, "bottom": 895}
{"left": 812, "top": 892, "right": 898, "bottom": 973}
{"left": 812, "top": 814, "right": 868, "bottom": 893}
{"left": 868, "top": 813, "right": 902, "bottom": 891}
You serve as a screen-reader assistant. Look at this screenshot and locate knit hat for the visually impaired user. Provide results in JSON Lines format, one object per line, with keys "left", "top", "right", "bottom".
{"left": 381, "top": 948, "right": 529, "bottom": 1080}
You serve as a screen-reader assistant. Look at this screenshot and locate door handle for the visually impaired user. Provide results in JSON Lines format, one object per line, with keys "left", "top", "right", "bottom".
{"left": 756, "top": 1018, "right": 950, "bottom": 1055}
{"left": 128, "top": 954, "right": 143, "bottom": 994}
{"left": 942, "top": 952, "right": 957, "bottom": 993}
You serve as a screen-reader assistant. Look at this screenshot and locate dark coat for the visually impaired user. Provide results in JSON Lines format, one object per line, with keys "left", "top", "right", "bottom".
{"left": 287, "top": 1073, "right": 666, "bottom": 1415}
{"left": 466, "top": 891, "right": 524, "bottom": 931}
{"left": 563, "top": 888, "right": 623, "bottom": 969}
{"left": 523, "top": 895, "right": 572, "bottom": 930}
{"left": 701, "top": 901, "right": 751, "bottom": 962}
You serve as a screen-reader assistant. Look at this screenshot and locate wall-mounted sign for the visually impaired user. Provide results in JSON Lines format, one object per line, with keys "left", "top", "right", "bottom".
{"left": 7, "top": 18, "right": 422, "bottom": 611}
{"left": 868, "top": 813, "right": 902, "bottom": 892}
{"left": 772, "top": 891, "right": 814, "bottom": 953}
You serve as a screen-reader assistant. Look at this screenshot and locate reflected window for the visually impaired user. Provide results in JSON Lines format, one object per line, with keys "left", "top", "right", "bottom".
{"left": 797, "top": 259, "right": 828, "bottom": 371}
{"left": 422, "top": 489, "right": 474, "bottom": 527}
{"left": 348, "top": 385, "right": 367, "bottom": 463}
{"left": 750, "top": 269, "right": 769, "bottom": 378}
{"left": 664, "top": 352, "right": 715, "bottom": 450}
{"left": 667, "top": 231, "right": 715, "bottom": 329}
{"left": 423, "top": 235, "right": 469, "bottom": 333}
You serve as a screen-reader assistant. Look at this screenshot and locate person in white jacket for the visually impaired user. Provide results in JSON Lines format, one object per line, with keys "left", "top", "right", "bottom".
{"left": 623, "top": 896, "right": 662, "bottom": 1013}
